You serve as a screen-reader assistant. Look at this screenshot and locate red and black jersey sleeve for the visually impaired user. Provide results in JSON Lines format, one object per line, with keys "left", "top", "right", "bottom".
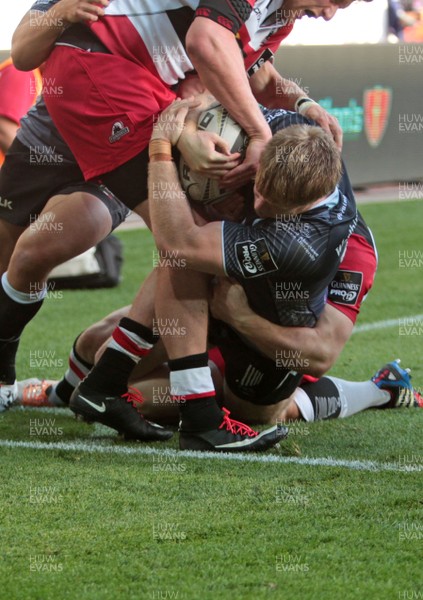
{"left": 195, "top": 0, "right": 255, "bottom": 34}
{"left": 244, "top": 23, "right": 293, "bottom": 73}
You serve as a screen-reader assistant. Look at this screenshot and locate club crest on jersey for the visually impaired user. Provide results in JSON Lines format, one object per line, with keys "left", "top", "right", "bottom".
{"left": 363, "top": 87, "right": 392, "bottom": 148}
{"left": 328, "top": 270, "right": 363, "bottom": 305}
{"left": 109, "top": 121, "right": 130, "bottom": 144}
{"left": 235, "top": 238, "right": 278, "bottom": 278}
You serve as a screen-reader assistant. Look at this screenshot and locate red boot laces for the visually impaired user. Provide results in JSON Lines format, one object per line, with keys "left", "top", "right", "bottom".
{"left": 219, "top": 408, "right": 258, "bottom": 437}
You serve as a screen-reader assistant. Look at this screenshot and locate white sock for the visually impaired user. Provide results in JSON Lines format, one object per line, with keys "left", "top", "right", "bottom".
{"left": 328, "top": 377, "right": 390, "bottom": 418}
{"left": 2, "top": 272, "right": 47, "bottom": 303}
{"left": 292, "top": 387, "right": 316, "bottom": 421}
{"left": 293, "top": 377, "right": 390, "bottom": 421}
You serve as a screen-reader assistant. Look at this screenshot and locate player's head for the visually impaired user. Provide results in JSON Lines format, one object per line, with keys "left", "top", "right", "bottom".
{"left": 254, "top": 124, "right": 342, "bottom": 218}
{"left": 281, "top": 0, "right": 370, "bottom": 22}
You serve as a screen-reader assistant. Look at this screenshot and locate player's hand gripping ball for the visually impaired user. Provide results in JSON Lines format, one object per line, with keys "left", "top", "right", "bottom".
{"left": 179, "top": 104, "right": 248, "bottom": 205}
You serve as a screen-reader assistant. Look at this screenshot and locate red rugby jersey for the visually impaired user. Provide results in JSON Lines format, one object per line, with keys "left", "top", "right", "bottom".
{"left": 86, "top": 0, "right": 293, "bottom": 84}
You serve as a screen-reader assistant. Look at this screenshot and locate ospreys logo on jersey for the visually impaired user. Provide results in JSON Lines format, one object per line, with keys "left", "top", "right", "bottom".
{"left": 328, "top": 270, "right": 363, "bottom": 305}
{"left": 235, "top": 238, "right": 278, "bottom": 278}
{"left": 109, "top": 121, "right": 130, "bottom": 144}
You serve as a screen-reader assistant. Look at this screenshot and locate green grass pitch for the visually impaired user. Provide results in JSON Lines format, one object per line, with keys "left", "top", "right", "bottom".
{"left": 1, "top": 200, "right": 422, "bottom": 600}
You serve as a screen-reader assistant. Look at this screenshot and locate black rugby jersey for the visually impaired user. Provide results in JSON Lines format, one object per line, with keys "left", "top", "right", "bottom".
{"left": 222, "top": 109, "right": 357, "bottom": 328}
{"left": 222, "top": 190, "right": 357, "bottom": 327}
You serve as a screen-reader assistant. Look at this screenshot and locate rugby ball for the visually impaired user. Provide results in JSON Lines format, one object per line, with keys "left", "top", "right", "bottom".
{"left": 179, "top": 103, "right": 248, "bottom": 205}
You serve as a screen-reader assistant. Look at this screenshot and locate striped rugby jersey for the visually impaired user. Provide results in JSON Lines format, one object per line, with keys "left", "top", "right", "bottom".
{"left": 31, "top": 0, "right": 293, "bottom": 85}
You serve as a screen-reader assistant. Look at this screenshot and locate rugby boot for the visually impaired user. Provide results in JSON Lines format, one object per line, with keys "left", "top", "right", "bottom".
{"left": 70, "top": 383, "right": 174, "bottom": 441}
{"left": 372, "top": 359, "right": 423, "bottom": 408}
{"left": 179, "top": 407, "right": 288, "bottom": 452}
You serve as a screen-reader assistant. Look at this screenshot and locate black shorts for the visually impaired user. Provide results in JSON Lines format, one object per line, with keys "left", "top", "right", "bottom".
{"left": 209, "top": 319, "right": 302, "bottom": 405}
{"left": 0, "top": 138, "right": 130, "bottom": 228}
{"left": 96, "top": 146, "right": 150, "bottom": 210}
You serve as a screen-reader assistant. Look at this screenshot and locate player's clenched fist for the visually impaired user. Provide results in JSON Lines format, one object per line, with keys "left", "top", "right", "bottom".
{"left": 52, "top": 0, "right": 110, "bottom": 24}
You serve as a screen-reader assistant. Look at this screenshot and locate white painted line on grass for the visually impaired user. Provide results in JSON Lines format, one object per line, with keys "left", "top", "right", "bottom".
{"left": 11, "top": 406, "right": 70, "bottom": 415}
{"left": 0, "top": 439, "right": 420, "bottom": 473}
{"left": 353, "top": 314, "right": 423, "bottom": 334}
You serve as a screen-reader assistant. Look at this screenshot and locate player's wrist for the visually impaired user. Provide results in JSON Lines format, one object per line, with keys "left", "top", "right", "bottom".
{"left": 294, "top": 96, "right": 318, "bottom": 116}
{"left": 149, "top": 139, "right": 173, "bottom": 162}
{"left": 47, "top": 6, "right": 72, "bottom": 30}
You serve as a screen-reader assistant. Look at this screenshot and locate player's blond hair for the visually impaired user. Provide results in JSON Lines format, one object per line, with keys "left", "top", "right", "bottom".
{"left": 255, "top": 124, "right": 342, "bottom": 213}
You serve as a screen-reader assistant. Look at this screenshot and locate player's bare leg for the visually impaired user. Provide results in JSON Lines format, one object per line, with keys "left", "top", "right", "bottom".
{"left": 0, "top": 220, "right": 25, "bottom": 274}
{"left": 0, "top": 191, "right": 113, "bottom": 410}
{"left": 69, "top": 266, "right": 174, "bottom": 441}
{"left": 6, "top": 192, "right": 113, "bottom": 291}
{"left": 44, "top": 306, "right": 130, "bottom": 406}
{"left": 154, "top": 265, "right": 287, "bottom": 451}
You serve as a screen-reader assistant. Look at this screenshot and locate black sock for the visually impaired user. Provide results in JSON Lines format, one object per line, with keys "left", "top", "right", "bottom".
{"left": 81, "top": 318, "right": 155, "bottom": 396}
{"left": 53, "top": 379, "right": 75, "bottom": 405}
{"left": 0, "top": 280, "right": 45, "bottom": 383}
{"left": 54, "top": 335, "right": 94, "bottom": 404}
{"left": 82, "top": 348, "right": 136, "bottom": 396}
{"left": 169, "top": 353, "right": 222, "bottom": 431}
{"left": 72, "top": 335, "right": 94, "bottom": 373}
{"left": 0, "top": 338, "right": 20, "bottom": 384}
{"left": 0, "top": 279, "right": 44, "bottom": 338}
{"left": 178, "top": 396, "right": 224, "bottom": 431}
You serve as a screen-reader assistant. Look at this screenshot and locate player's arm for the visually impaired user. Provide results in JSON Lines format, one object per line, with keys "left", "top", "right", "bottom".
{"left": 247, "top": 61, "right": 343, "bottom": 151}
{"left": 186, "top": 11, "right": 272, "bottom": 185}
{"left": 210, "top": 278, "right": 353, "bottom": 377}
{"left": 149, "top": 159, "right": 225, "bottom": 276}
{"left": 149, "top": 158, "right": 225, "bottom": 276}
{"left": 249, "top": 61, "right": 305, "bottom": 110}
{"left": 12, "top": 0, "right": 109, "bottom": 71}
{"left": 149, "top": 99, "right": 226, "bottom": 276}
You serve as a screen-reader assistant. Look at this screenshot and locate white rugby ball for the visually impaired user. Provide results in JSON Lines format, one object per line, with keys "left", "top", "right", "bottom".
{"left": 179, "top": 103, "right": 248, "bottom": 205}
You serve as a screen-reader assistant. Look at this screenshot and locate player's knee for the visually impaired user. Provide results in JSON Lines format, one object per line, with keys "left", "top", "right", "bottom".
{"left": 78, "top": 313, "right": 123, "bottom": 363}
{"left": 76, "top": 306, "right": 128, "bottom": 364}
{"left": 10, "top": 235, "right": 60, "bottom": 277}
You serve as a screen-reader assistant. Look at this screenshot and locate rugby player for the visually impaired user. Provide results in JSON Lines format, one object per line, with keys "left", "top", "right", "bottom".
{"left": 70, "top": 103, "right": 357, "bottom": 452}
{"left": 0, "top": 0, "right": 192, "bottom": 401}
{"left": 0, "top": 2, "right": 173, "bottom": 439}
{"left": 0, "top": 0, "right": 206, "bottom": 420}
{"left": 0, "top": 3, "right": 131, "bottom": 399}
